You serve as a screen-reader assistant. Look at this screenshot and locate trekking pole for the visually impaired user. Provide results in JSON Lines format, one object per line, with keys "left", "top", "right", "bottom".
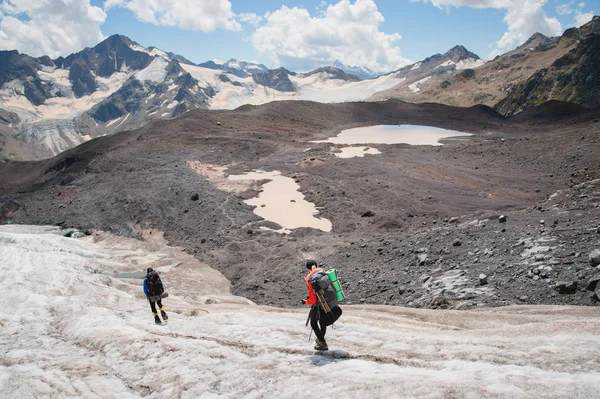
{"left": 306, "top": 306, "right": 313, "bottom": 341}
{"left": 306, "top": 306, "right": 312, "bottom": 327}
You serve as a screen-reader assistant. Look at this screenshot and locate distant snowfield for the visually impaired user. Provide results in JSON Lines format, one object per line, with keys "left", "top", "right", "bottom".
{"left": 179, "top": 63, "right": 407, "bottom": 110}
{"left": 0, "top": 71, "right": 130, "bottom": 123}
{"left": 2, "top": 225, "right": 600, "bottom": 398}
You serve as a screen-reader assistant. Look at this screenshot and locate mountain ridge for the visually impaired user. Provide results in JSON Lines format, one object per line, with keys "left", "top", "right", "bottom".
{"left": 1, "top": 16, "right": 599, "bottom": 161}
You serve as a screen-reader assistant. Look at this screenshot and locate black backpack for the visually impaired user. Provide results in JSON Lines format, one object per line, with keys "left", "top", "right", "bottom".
{"left": 147, "top": 272, "right": 164, "bottom": 296}
{"left": 309, "top": 271, "right": 339, "bottom": 310}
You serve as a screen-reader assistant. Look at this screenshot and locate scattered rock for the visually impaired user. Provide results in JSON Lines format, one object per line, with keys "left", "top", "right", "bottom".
{"left": 361, "top": 210, "right": 375, "bottom": 217}
{"left": 417, "top": 253, "right": 428, "bottom": 265}
{"left": 190, "top": 193, "right": 199, "bottom": 201}
{"left": 499, "top": 215, "right": 507, "bottom": 223}
{"left": 452, "top": 239, "right": 462, "bottom": 247}
{"left": 555, "top": 281, "right": 578, "bottom": 294}
{"left": 479, "top": 274, "right": 488, "bottom": 285}
{"left": 586, "top": 276, "right": 600, "bottom": 291}
{"left": 589, "top": 250, "right": 600, "bottom": 267}
{"left": 448, "top": 217, "right": 459, "bottom": 223}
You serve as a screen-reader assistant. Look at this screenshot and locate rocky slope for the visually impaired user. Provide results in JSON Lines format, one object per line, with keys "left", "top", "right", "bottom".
{"left": 369, "top": 45, "right": 485, "bottom": 102}
{"left": 1, "top": 100, "right": 598, "bottom": 310}
{"left": 387, "top": 17, "right": 600, "bottom": 117}
{"left": 495, "top": 17, "right": 600, "bottom": 116}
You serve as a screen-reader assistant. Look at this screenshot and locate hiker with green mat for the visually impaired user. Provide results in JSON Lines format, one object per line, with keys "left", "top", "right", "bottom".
{"left": 302, "top": 260, "right": 343, "bottom": 351}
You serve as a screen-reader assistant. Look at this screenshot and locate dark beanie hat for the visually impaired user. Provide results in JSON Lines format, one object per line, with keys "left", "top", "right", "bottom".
{"left": 305, "top": 260, "right": 317, "bottom": 269}
{"left": 147, "top": 267, "right": 154, "bottom": 273}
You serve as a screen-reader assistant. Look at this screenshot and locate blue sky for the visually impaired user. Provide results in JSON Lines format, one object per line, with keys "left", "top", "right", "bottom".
{"left": 0, "top": 0, "right": 598, "bottom": 72}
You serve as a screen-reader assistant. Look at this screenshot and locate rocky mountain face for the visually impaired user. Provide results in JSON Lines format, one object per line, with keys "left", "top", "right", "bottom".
{"left": 2, "top": 16, "right": 599, "bottom": 161}
{"left": 252, "top": 67, "right": 296, "bottom": 92}
{"left": 369, "top": 45, "right": 486, "bottom": 102}
{"left": 0, "top": 35, "right": 391, "bottom": 161}
{"left": 332, "top": 60, "right": 378, "bottom": 79}
{"left": 388, "top": 16, "right": 600, "bottom": 116}
{"left": 305, "top": 66, "right": 362, "bottom": 82}
{"left": 495, "top": 17, "right": 600, "bottom": 116}
{"left": 198, "top": 58, "right": 269, "bottom": 78}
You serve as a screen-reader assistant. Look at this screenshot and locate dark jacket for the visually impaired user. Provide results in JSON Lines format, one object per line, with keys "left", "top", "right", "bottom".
{"left": 143, "top": 271, "right": 164, "bottom": 301}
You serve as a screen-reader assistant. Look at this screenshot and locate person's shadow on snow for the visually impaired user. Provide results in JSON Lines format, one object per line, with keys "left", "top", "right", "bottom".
{"left": 310, "top": 349, "right": 350, "bottom": 366}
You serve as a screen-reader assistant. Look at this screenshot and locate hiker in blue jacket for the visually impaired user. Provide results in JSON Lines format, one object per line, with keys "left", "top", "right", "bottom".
{"left": 143, "top": 268, "right": 168, "bottom": 324}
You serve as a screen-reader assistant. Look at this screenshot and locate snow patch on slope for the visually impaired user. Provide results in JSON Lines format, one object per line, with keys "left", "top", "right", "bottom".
{"left": 135, "top": 57, "right": 169, "bottom": 83}
{"left": 37, "top": 68, "right": 71, "bottom": 88}
{"left": 180, "top": 63, "right": 223, "bottom": 87}
{"left": 456, "top": 58, "right": 486, "bottom": 70}
{"left": 149, "top": 48, "right": 169, "bottom": 59}
{"left": 409, "top": 76, "right": 432, "bottom": 93}
{"left": 129, "top": 43, "right": 150, "bottom": 54}
{"left": 0, "top": 72, "right": 131, "bottom": 122}
{"left": 436, "top": 60, "right": 455, "bottom": 69}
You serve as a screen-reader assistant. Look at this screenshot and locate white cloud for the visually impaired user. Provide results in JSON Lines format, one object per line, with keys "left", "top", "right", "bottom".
{"left": 251, "top": 0, "right": 410, "bottom": 73}
{"left": 579, "top": 2, "right": 586, "bottom": 7}
{"left": 574, "top": 10, "right": 595, "bottom": 26}
{"left": 415, "top": 1, "right": 562, "bottom": 58}
{"left": 105, "top": 0, "right": 240, "bottom": 31}
{"left": 0, "top": 0, "right": 106, "bottom": 58}
{"left": 556, "top": 2, "right": 574, "bottom": 15}
{"left": 239, "top": 12, "right": 262, "bottom": 26}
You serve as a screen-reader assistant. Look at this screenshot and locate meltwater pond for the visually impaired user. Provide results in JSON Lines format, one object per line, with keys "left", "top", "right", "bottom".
{"left": 316, "top": 125, "right": 472, "bottom": 146}
{"left": 228, "top": 170, "right": 332, "bottom": 233}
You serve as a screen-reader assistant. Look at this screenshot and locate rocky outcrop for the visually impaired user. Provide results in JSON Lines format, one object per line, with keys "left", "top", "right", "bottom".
{"left": 303, "top": 67, "right": 361, "bottom": 82}
{"left": 252, "top": 67, "right": 296, "bottom": 92}
{"left": 495, "top": 17, "right": 600, "bottom": 116}
{"left": 55, "top": 35, "right": 152, "bottom": 97}
{"left": 198, "top": 59, "right": 268, "bottom": 78}
{"left": 89, "top": 78, "right": 146, "bottom": 123}
{"left": 0, "top": 50, "right": 52, "bottom": 105}
{"left": 0, "top": 109, "right": 19, "bottom": 124}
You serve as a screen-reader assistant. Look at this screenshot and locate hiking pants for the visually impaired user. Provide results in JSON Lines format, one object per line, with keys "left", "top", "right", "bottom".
{"left": 310, "top": 305, "right": 327, "bottom": 342}
{"left": 150, "top": 299, "right": 164, "bottom": 314}
{"left": 310, "top": 305, "right": 343, "bottom": 341}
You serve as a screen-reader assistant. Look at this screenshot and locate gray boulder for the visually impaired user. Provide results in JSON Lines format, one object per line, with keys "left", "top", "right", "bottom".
{"left": 479, "top": 274, "right": 488, "bottom": 285}
{"left": 589, "top": 250, "right": 600, "bottom": 267}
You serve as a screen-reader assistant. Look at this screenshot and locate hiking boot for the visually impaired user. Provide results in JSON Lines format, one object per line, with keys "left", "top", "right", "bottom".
{"left": 314, "top": 339, "right": 328, "bottom": 351}
{"left": 161, "top": 310, "right": 168, "bottom": 320}
{"left": 154, "top": 314, "right": 162, "bottom": 325}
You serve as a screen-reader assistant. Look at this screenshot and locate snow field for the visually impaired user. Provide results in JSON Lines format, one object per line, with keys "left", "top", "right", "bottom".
{"left": 1, "top": 225, "right": 600, "bottom": 398}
